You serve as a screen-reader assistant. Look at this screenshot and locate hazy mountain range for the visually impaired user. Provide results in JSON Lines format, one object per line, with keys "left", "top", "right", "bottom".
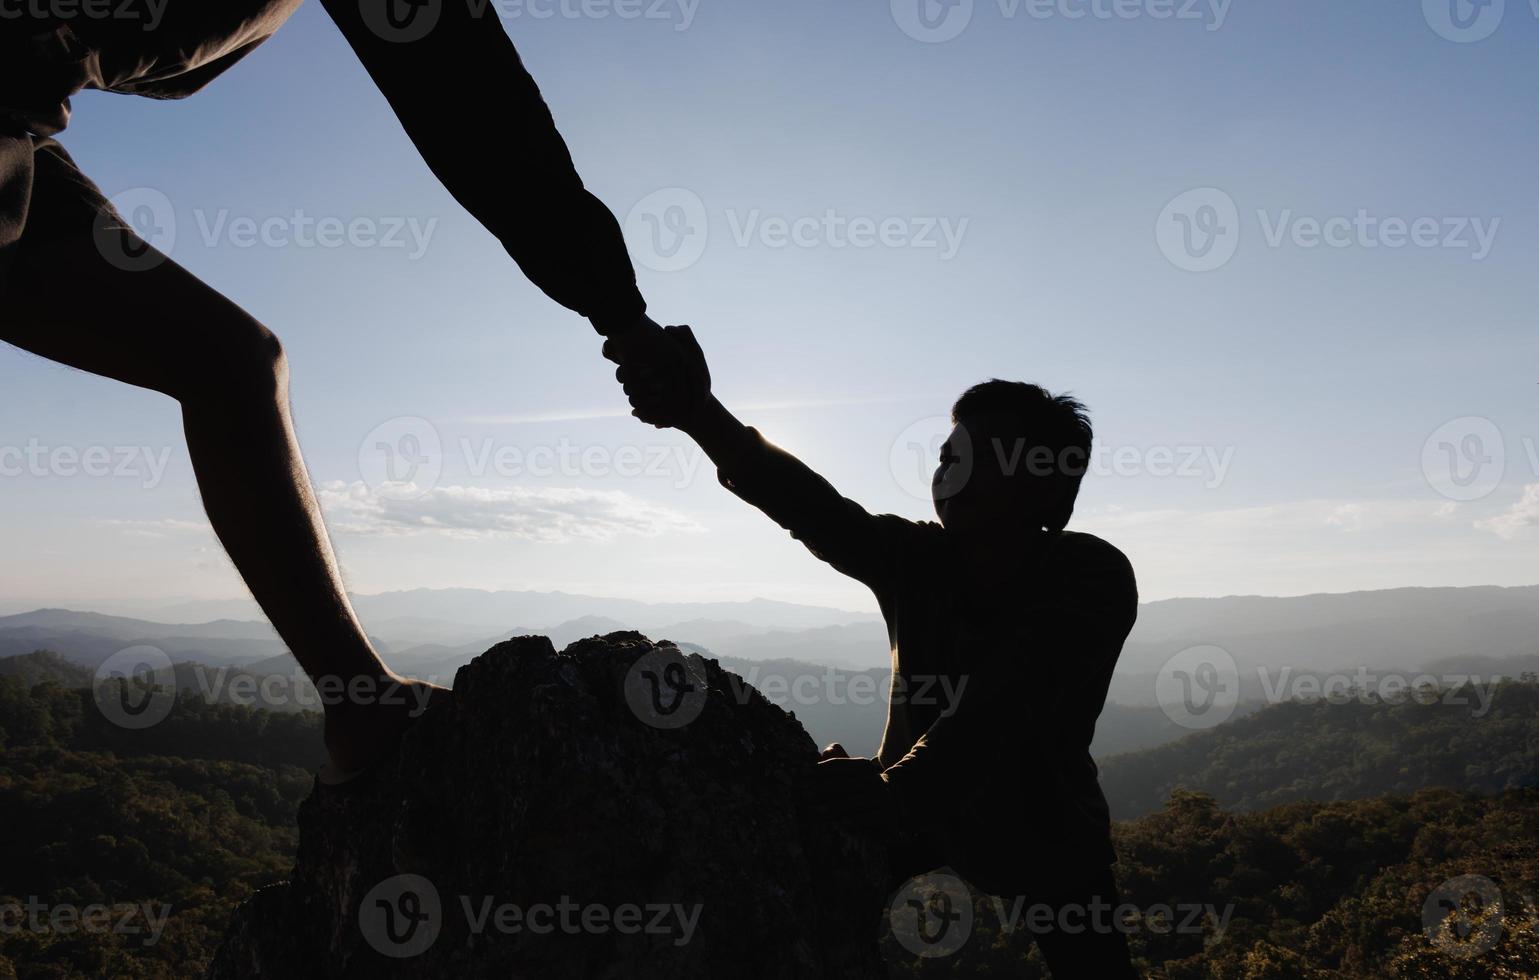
{"left": 5, "top": 582, "right": 1536, "bottom": 679}
{"left": 3, "top": 582, "right": 1537, "bottom": 761}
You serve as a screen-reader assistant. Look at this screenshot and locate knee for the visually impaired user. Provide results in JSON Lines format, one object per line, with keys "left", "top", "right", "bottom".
{"left": 172, "top": 322, "right": 288, "bottom": 404}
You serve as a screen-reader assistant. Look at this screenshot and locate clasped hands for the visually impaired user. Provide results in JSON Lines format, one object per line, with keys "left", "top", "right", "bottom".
{"left": 601, "top": 315, "right": 711, "bottom": 430}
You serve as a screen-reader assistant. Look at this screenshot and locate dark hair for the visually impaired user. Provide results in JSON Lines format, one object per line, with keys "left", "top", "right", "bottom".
{"left": 951, "top": 380, "right": 1093, "bottom": 531}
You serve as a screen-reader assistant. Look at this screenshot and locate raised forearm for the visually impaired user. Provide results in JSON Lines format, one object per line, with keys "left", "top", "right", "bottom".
{"left": 680, "top": 396, "right": 756, "bottom": 474}
{"left": 615, "top": 331, "right": 905, "bottom": 587}
{"left": 319, "top": 0, "right": 645, "bottom": 334}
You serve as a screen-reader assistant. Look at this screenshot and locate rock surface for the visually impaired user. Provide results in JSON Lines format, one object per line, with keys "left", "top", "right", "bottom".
{"left": 208, "top": 632, "right": 891, "bottom": 979}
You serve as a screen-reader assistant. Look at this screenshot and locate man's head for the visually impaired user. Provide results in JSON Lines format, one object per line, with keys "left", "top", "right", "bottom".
{"left": 932, "top": 380, "right": 1092, "bottom": 537}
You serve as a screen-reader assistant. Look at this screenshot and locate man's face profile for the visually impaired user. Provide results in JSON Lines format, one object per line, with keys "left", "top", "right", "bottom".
{"left": 934, "top": 414, "right": 1065, "bottom": 536}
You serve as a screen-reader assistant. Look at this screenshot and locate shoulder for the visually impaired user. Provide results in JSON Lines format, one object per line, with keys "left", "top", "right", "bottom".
{"left": 884, "top": 515, "right": 945, "bottom": 547}
{"left": 1048, "top": 531, "right": 1138, "bottom": 603}
{"left": 863, "top": 515, "right": 944, "bottom": 559}
{"left": 1053, "top": 530, "right": 1131, "bottom": 567}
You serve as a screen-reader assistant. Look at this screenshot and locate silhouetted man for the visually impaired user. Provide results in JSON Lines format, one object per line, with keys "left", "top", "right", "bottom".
{"left": 612, "top": 327, "right": 1140, "bottom": 978}
{"left": 1, "top": 3, "right": 675, "bottom": 779}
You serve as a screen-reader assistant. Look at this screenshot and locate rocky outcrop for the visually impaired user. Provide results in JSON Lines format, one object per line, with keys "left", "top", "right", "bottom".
{"left": 208, "top": 632, "right": 891, "bottom": 979}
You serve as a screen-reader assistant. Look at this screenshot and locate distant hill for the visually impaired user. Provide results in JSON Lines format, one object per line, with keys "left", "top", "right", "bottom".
{"left": 0, "top": 646, "right": 1233, "bottom": 761}
{"left": 690, "top": 622, "right": 891, "bottom": 669}
{"left": 0, "top": 609, "right": 290, "bottom": 669}
{"left": 8, "top": 581, "right": 1539, "bottom": 763}
{"left": 16, "top": 581, "right": 1539, "bottom": 687}
{"left": 1110, "top": 584, "right": 1539, "bottom": 704}
{"left": 0, "top": 649, "right": 92, "bottom": 687}
{"left": 1099, "top": 678, "right": 1539, "bottom": 818}
{"left": 0, "top": 608, "right": 278, "bottom": 640}
{"left": 144, "top": 588, "right": 882, "bottom": 635}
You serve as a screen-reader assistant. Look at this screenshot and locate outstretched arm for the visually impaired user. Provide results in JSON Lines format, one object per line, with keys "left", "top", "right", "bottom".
{"left": 610, "top": 326, "right": 915, "bottom": 590}
{"left": 317, "top": 0, "right": 647, "bottom": 336}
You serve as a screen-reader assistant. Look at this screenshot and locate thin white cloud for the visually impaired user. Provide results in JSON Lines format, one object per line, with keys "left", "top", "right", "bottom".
{"left": 1325, "top": 503, "right": 1365, "bottom": 532}
{"left": 318, "top": 481, "right": 703, "bottom": 542}
{"left": 1082, "top": 498, "right": 1472, "bottom": 537}
{"left": 456, "top": 407, "right": 633, "bottom": 425}
{"left": 456, "top": 395, "right": 901, "bottom": 425}
{"left": 101, "top": 518, "right": 211, "bottom": 538}
{"left": 1474, "top": 484, "right": 1539, "bottom": 541}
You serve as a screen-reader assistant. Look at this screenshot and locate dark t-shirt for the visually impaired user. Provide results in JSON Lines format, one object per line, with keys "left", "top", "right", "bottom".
{"left": 717, "top": 426, "right": 1138, "bottom": 896}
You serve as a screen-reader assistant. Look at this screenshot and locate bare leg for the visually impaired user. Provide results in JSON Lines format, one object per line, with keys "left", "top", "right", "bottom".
{"left": 2, "top": 228, "right": 444, "bottom": 773}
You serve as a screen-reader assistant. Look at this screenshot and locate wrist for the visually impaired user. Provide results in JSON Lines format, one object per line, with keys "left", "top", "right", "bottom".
{"left": 678, "top": 394, "right": 725, "bottom": 439}
{"left": 598, "top": 311, "right": 659, "bottom": 340}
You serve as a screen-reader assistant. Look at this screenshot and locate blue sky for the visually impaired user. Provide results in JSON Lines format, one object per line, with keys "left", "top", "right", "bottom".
{"left": 3, "top": 0, "right": 1537, "bottom": 613}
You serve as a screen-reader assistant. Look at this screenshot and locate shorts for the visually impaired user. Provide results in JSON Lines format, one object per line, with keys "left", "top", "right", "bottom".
{"left": 0, "top": 3, "right": 299, "bottom": 293}
{"left": 0, "top": 132, "right": 119, "bottom": 294}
